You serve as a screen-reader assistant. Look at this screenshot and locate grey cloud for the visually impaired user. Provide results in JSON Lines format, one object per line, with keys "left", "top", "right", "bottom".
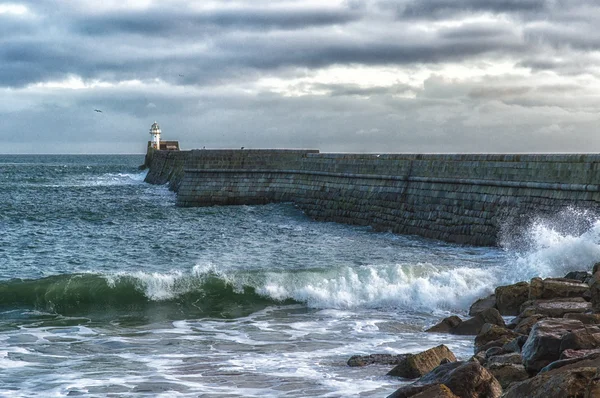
{"left": 76, "top": 7, "right": 360, "bottom": 37}
{"left": 396, "top": 0, "right": 548, "bottom": 19}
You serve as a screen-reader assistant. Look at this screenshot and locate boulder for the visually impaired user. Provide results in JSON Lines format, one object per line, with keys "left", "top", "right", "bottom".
{"left": 519, "top": 297, "right": 591, "bottom": 318}
{"left": 521, "top": 318, "right": 585, "bottom": 374}
{"left": 474, "top": 324, "right": 522, "bottom": 354}
{"left": 495, "top": 282, "right": 529, "bottom": 316}
{"left": 502, "top": 335, "right": 528, "bottom": 353}
{"left": 426, "top": 309, "right": 505, "bottom": 336}
{"left": 540, "top": 351, "right": 600, "bottom": 373}
{"left": 559, "top": 325, "right": 600, "bottom": 352}
{"left": 469, "top": 295, "right": 496, "bottom": 316}
{"left": 590, "top": 272, "right": 600, "bottom": 313}
{"left": 486, "top": 352, "right": 523, "bottom": 366}
{"left": 426, "top": 316, "right": 462, "bottom": 333}
{"left": 387, "top": 345, "right": 457, "bottom": 379}
{"left": 593, "top": 262, "right": 600, "bottom": 275}
{"left": 512, "top": 314, "right": 546, "bottom": 335}
{"left": 528, "top": 277, "right": 589, "bottom": 300}
{"left": 484, "top": 347, "right": 507, "bottom": 359}
{"left": 563, "top": 271, "right": 591, "bottom": 283}
{"left": 560, "top": 348, "right": 600, "bottom": 360}
{"left": 347, "top": 353, "right": 409, "bottom": 367}
{"left": 503, "top": 365, "right": 598, "bottom": 398}
{"left": 387, "top": 361, "right": 502, "bottom": 398}
{"left": 451, "top": 308, "right": 505, "bottom": 336}
{"left": 485, "top": 363, "right": 529, "bottom": 390}
{"left": 563, "top": 312, "right": 600, "bottom": 324}
{"left": 409, "top": 385, "right": 459, "bottom": 398}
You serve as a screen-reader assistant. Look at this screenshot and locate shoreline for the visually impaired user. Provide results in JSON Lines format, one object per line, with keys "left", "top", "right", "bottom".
{"left": 351, "top": 266, "right": 600, "bottom": 397}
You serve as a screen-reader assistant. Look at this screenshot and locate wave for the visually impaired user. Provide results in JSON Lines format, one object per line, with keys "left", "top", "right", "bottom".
{"left": 4, "top": 209, "right": 600, "bottom": 320}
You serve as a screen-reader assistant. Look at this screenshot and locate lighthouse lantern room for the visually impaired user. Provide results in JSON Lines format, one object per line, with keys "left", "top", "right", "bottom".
{"left": 149, "top": 121, "right": 161, "bottom": 149}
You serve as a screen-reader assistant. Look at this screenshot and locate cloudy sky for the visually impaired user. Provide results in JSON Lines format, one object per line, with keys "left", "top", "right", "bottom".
{"left": 2, "top": 0, "right": 600, "bottom": 154}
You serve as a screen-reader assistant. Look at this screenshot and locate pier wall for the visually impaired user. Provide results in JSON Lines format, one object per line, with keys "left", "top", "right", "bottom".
{"left": 145, "top": 149, "right": 600, "bottom": 246}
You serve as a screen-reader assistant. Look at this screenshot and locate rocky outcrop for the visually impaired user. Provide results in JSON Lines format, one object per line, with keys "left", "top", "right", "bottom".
{"left": 387, "top": 345, "right": 457, "bottom": 379}
{"left": 503, "top": 365, "right": 599, "bottom": 398}
{"left": 468, "top": 295, "right": 496, "bottom": 316}
{"left": 387, "top": 361, "right": 502, "bottom": 398}
{"left": 521, "top": 318, "right": 585, "bottom": 374}
{"left": 495, "top": 282, "right": 529, "bottom": 316}
{"left": 426, "top": 309, "right": 505, "bottom": 336}
{"left": 409, "top": 385, "right": 459, "bottom": 398}
{"left": 347, "top": 354, "right": 409, "bottom": 367}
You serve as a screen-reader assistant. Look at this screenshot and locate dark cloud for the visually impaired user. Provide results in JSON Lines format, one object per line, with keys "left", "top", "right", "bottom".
{"left": 77, "top": 7, "right": 360, "bottom": 36}
{"left": 396, "top": 0, "right": 548, "bottom": 19}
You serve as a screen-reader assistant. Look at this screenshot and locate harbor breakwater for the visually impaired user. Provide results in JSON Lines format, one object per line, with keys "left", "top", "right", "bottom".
{"left": 144, "top": 148, "right": 600, "bottom": 246}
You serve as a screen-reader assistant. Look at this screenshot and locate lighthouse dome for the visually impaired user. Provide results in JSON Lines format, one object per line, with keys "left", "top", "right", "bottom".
{"left": 149, "top": 121, "right": 161, "bottom": 134}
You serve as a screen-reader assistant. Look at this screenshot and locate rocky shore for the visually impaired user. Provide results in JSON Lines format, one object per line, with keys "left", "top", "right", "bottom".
{"left": 348, "top": 266, "right": 600, "bottom": 397}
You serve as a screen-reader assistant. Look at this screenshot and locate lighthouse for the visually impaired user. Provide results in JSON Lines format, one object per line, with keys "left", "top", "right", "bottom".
{"left": 149, "top": 121, "right": 161, "bottom": 149}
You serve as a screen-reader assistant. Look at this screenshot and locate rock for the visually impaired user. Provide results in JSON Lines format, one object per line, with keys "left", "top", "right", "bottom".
{"left": 451, "top": 308, "right": 505, "bottom": 336}
{"left": 559, "top": 325, "right": 600, "bottom": 352}
{"left": 521, "top": 318, "right": 585, "bottom": 374}
{"left": 484, "top": 347, "right": 506, "bottom": 359}
{"left": 560, "top": 348, "right": 600, "bottom": 360}
{"left": 539, "top": 351, "right": 600, "bottom": 373}
{"left": 387, "top": 361, "right": 502, "bottom": 398}
{"left": 590, "top": 272, "right": 600, "bottom": 313}
{"left": 495, "top": 282, "right": 529, "bottom": 316}
{"left": 564, "top": 271, "right": 591, "bottom": 283}
{"left": 503, "top": 365, "right": 598, "bottom": 398}
{"left": 347, "top": 353, "right": 409, "bottom": 367}
{"left": 387, "top": 345, "right": 457, "bottom": 379}
{"left": 471, "top": 351, "right": 486, "bottom": 366}
{"left": 563, "top": 312, "right": 600, "bottom": 324}
{"left": 519, "top": 297, "right": 591, "bottom": 318}
{"left": 426, "top": 316, "right": 462, "bottom": 333}
{"left": 486, "top": 352, "right": 523, "bottom": 366}
{"left": 469, "top": 295, "right": 496, "bottom": 316}
{"left": 593, "top": 262, "right": 600, "bottom": 275}
{"left": 408, "top": 384, "right": 459, "bottom": 398}
{"left": 528, "top": 277, "right": 589, "bottom": 300}
{"left": 474, "top": 324, "right": 522, "bottom": 354}
{"left": 502, "top": 335, "right": 528, "bottom": 353}
{"left": 485, "top": 363, "right": 529, "bottom": 389}
{"left": 512, "top": 314, "right": 546, "bottom": 335}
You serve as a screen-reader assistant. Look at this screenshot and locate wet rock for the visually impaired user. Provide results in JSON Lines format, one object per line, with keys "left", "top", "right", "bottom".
{"left": 590, "top": 272, "right": 600, "bottom": 313}
{"left": 519, "top": 297, "right": 591, "bottom": 318}
{"left": 387, "top": 361, "right": 502, "bottom": 398}
{"left": 540, "top": 351, "right": 600, "bottom": 373}
{"left": 503, "top": 366, "right": 598, "bottom": 398}
{"left": 495, "top": 282, "right": 529, "bottom": 316}
{"left": 528, "top": 277, "right": 589, "bottom": 301}
{"left": 563, "top": 271, "right": 591, "bottom": 283}
{"left": 474, "top": 324, "right": 522, "bottom": 354}
{"left": 471, "top": 351, "right": 486, "bottom": 366}
{"left": 451, "top": 308, "right": 505, "bottom": 336}
{"left": 559, "top": 325, "right": 600, "bottom": 352}
{"left": 409, "top": 384, "right": 459, "bottom": 398}
{"left": 387, "top": 345, "right": 457, "bottom": 379}
{"left": 347, "top": 353, "right": 409, "bottom": 367}
{"left": 486, "top": 352, "right": 523, "bottom": 366}
{"left": 425, "top": 316, "right": 462, "bottom": 333}
{"left": 511, "top": 314, "right": 546, "bottom": 335}
{"left": 484, "top": 347, "right": 506, "bottom": 359}
{"left": 502, "top": 335, "right": 528, "bottom": 353}
{"left": 485, "top": 363, "right": 529, "bottom": 390}
{"left": 521, "top": 318, "right": 585, "bottom": 374}
{"left": 563, "top": 312, "right": 600, "bottom": 324}
{"left": 469, "top": 295, "right": 496, "bottom": 316}
{"left": 560, "top": 348, "right": 600, "bottom": 360}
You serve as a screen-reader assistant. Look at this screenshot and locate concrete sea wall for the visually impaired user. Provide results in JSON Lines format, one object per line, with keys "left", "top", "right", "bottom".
{"left": 144, "top": 149, "right": 600, "bottom": 246}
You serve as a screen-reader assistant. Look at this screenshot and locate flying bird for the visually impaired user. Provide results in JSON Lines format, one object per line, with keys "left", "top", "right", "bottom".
{"left": 94, "top": 109, "right": 103, "bottom": 113}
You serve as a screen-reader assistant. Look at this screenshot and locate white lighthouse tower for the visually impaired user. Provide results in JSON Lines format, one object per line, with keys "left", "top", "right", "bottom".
{"left": 149, "top": 121, "right": 161, "bottom": 149}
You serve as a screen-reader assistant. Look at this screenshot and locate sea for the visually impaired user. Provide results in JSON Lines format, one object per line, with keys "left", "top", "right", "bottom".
{"left": 1, "top": 154, "right": 600, "bottom": 397}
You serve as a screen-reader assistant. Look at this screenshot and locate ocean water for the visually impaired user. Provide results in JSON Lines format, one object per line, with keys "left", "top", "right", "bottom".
{"left": 1, "top": 155, "right": 599, "bottom": 397}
